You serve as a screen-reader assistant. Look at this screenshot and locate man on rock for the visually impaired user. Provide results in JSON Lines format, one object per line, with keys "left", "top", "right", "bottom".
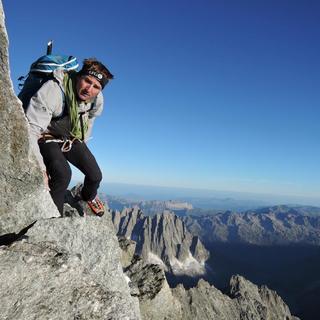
{"left": 25, "top": 58, "right": 113, "bottom": 216}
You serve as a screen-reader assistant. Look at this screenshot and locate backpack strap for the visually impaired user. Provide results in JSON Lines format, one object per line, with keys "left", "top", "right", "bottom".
{"left": 51, "top": 81, "right": 67, "bottom": 120}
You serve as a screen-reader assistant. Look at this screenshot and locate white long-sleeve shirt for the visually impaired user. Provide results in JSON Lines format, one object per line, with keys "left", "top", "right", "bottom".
{"left": 25, "top": 69, "right": 104, "bottom": 170}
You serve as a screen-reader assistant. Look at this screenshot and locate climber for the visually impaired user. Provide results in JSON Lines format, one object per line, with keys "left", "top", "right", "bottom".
{"left": 24, "top": 58, "right": 114, "bottom": 216}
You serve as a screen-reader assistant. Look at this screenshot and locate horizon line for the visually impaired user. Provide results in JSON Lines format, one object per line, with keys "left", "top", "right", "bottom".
{"left": 96, "top": 180, "right": 319, "bottom": 202}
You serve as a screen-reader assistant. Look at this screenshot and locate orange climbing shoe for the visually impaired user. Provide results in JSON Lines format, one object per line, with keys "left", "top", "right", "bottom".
{"left": 87, "top": 196, "right": 105, "bottom": 217}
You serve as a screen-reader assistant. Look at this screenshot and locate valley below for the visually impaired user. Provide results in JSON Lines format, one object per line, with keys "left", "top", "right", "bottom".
{"left": 167, "top": 242, "right": 320, "bottom": 320}
{"left": 107, "top": 196, "right": 320, "bottom": 320}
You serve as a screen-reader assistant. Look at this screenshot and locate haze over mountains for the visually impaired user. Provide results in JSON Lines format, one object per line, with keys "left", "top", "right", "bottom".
{"left": 107, "top": 197, "right": 194, "bottom": 216}
{"left": 98, "top": 182, "right": 320, "bottom": 209}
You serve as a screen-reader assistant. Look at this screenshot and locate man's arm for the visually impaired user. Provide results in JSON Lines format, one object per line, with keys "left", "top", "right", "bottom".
{"left": 25, "top": 80, "right": 63, "bottom": 170}
{"left": 84, "top": 92, "right": 104, "bottom": 142}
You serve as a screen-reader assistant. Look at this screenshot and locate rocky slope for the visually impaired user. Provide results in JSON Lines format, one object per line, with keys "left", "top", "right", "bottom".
{"left": 112, "top": 208, "right": 209, "bottom": 275}
{"left": 183, "top": 205, "right": 320, "bottom": 245}
{"left": 0, "top": 215, "right": 141, "bottom": 320}
{"left": 172, "top": 276, "right": 300, "bottom": 320}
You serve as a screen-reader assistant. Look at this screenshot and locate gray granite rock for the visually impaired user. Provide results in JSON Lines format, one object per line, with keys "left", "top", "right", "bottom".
{"left": 229, "top": 275, "right": 300, "bottom": 320}
{"left": 0, "top": 0, "right": 59, "bottom": 236}
{"left": 0, "top": 215, "right": 141, "bottom": 320}
{"left": 125, "top": 256, "right": 181, "bottom": 320}
{"left": 112, "top": 207, "right": 144, "bottom": 239}
{"left": 172, "top": 276, "right": 300, "bottom": 320}
{"left": 118, "top": 236, "right": 137, "bottom": 268}
{"left": 173, "top": 280, "right": 234, "bottom": 320}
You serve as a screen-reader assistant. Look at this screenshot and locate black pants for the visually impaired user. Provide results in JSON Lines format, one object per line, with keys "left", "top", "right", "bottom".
{"left": 39, "top": 140, "right": 102, "bottom": 214}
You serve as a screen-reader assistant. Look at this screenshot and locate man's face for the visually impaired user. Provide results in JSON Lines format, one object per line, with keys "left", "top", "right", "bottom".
{"left": 76, "top": 75, "right": 102, "bottom": 101}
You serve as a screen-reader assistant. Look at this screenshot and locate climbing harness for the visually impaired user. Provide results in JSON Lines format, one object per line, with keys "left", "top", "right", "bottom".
{"left": 39, "top": 134, "right": 80, "bottom": 152}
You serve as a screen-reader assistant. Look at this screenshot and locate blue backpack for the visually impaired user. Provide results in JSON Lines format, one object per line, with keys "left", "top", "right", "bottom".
{"left": 18, "top": 52, "right": 79, "bottom": 110}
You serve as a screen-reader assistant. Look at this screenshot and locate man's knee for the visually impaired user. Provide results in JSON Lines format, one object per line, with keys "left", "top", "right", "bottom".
{"left": 49, "top": 159, "right": 72, "bottom": 187}
{"left": 86, "top": 166, "right": 102, "bottom": 184}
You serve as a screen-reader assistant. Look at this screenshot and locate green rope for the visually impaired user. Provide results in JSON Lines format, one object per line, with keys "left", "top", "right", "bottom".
{"left": 63, "top": 72, "right": 88, "bottom": 140}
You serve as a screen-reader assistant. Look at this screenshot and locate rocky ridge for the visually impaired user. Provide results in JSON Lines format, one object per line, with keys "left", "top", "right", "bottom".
{"left": 172, "top": 276, "right": 300, "bottom": 320}
{"left": 183, "top": 205, "right": 320, "bottom": 245}
{"left": 112, "top": 207, "right": 209, "bottom": 275}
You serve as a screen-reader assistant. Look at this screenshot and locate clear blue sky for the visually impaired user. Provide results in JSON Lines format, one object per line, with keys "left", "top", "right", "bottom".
{"left": 3, "top": 0, "right": 320, "bottom": 199}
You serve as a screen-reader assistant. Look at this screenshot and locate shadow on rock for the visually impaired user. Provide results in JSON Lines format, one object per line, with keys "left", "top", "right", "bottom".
{"left": 0, "top": 221, "right": 36, "bottom": 246}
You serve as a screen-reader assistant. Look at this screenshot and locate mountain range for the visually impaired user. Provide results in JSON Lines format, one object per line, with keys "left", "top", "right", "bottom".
{"left": 107, "top": 202, "right": 320, "bottom": 319}
{"left": 105, "top": 195, "right": 320, "bottom": 246}
{"left": 183, "top": 205, "right": 320, "bottom": 245}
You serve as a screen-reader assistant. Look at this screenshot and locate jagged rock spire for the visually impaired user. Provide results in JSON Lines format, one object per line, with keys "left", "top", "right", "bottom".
{"left": 0, "top": 0, "right": 59, "bottom": 236}
{"left": 112, "top": 208, "right": 209, "bottom": 275}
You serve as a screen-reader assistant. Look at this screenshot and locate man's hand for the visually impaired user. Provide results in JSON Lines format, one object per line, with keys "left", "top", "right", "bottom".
{"left": 43, "top": 171, "right": 50, "bottom": 191}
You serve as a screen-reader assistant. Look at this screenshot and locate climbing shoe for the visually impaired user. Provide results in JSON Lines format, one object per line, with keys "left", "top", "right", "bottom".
{"left": 87, "top": 196, "right": 105, "bottom": 217}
